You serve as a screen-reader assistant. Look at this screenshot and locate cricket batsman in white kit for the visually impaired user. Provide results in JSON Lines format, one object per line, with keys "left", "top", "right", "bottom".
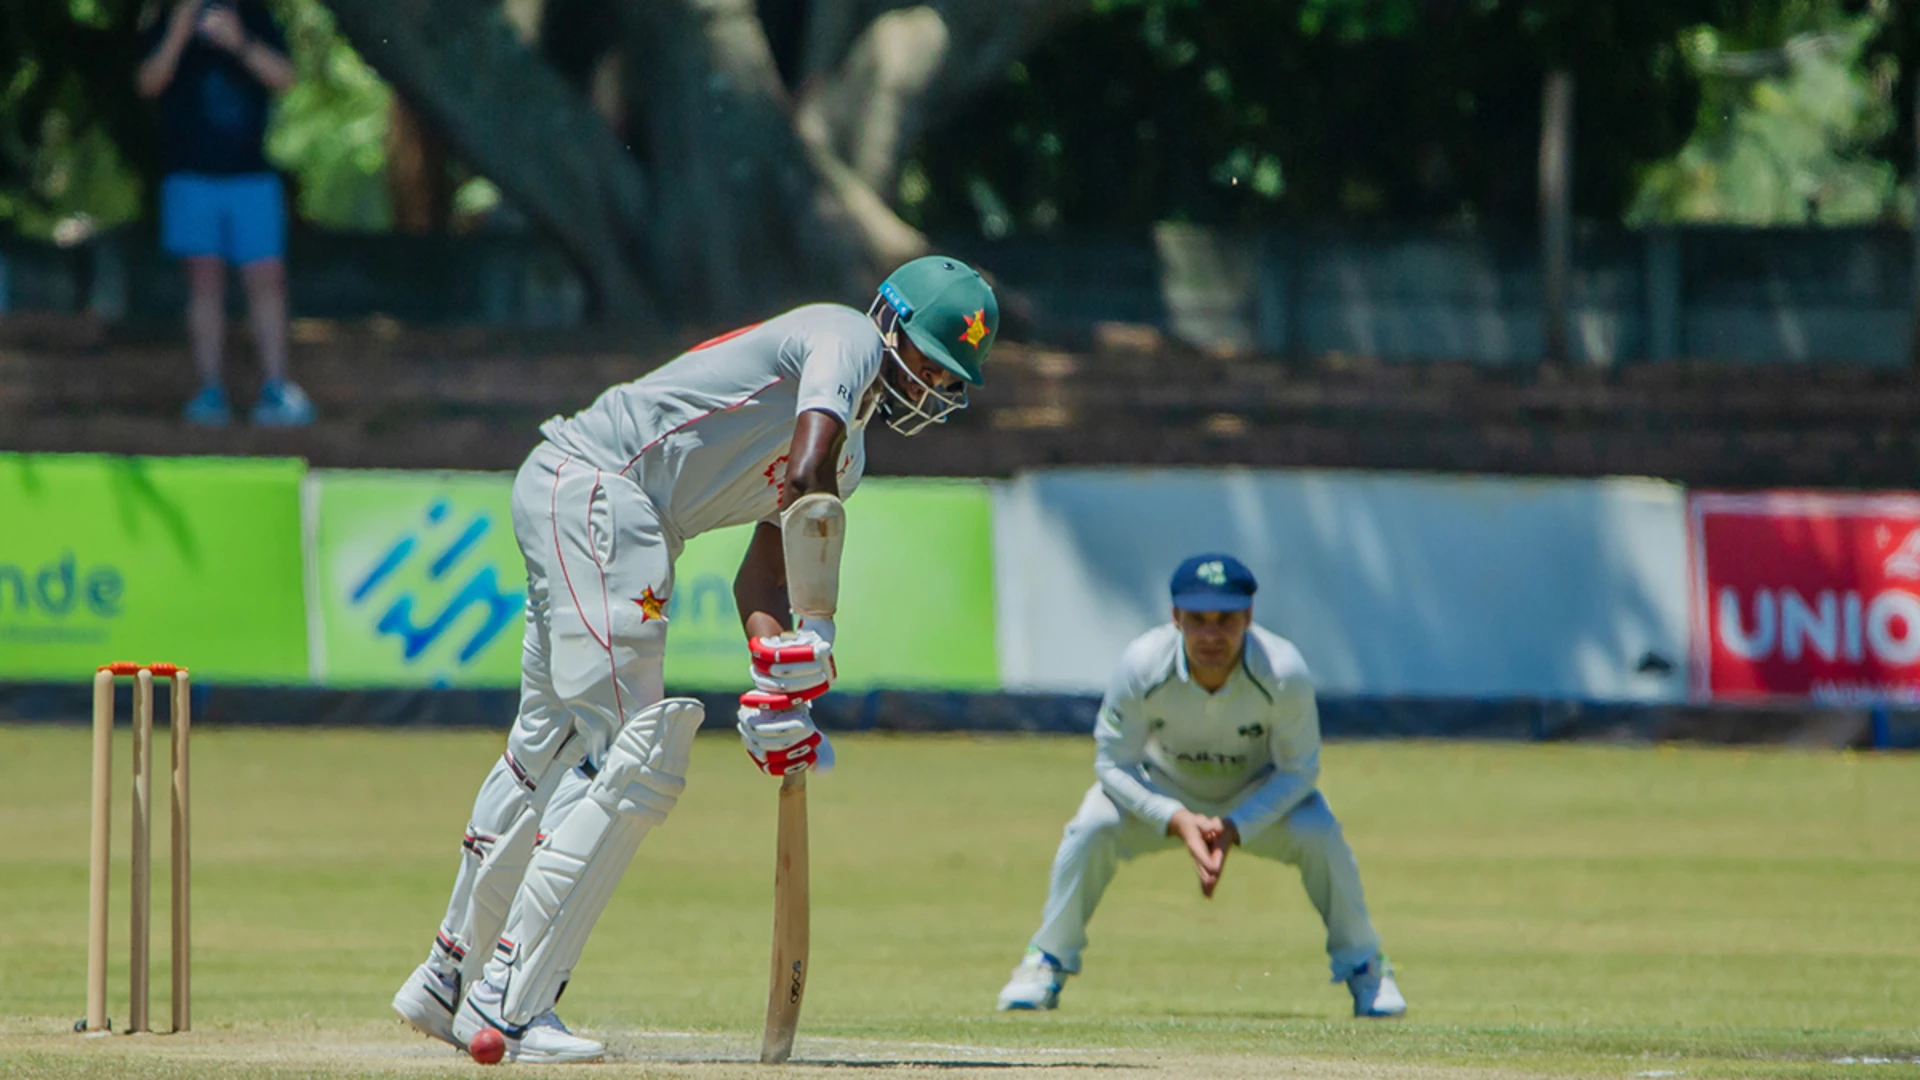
{"left": 996, "top": 554, "right": 1407, "bottom": 1018}
{"left": 389, "top": 256, "right": 998, "bottom": 1063}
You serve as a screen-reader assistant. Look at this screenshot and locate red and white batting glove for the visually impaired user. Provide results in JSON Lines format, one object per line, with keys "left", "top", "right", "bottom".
{"left": 736, "top": 692, "right": 834, "bottom": 776}
{"left": 748, "top": 629, "right": 834, "bottom": 701}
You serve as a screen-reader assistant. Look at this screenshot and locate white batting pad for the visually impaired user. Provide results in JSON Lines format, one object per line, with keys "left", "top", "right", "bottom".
{"left": 444, "top": 747, "right": 583, "bottom": 991}
{"left": 781, "top": 493, "right": 845, "bottom": 620}
{"left": 490, "top": 698, "right": 705, "bottom": 1024}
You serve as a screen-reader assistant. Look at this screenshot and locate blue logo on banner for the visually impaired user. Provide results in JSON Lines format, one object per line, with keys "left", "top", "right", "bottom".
{"left": 350, "top": 499, "right": 524, "bottom": 666}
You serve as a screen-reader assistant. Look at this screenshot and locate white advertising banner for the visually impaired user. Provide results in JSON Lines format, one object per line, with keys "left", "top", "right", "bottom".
{"left": 993, "top": 468, "right": 1689, "bottom": 701}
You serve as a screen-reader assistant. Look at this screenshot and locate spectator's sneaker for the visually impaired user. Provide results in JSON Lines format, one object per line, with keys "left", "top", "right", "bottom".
{"left": 996, "top": 948, "right": 1067, "bottom": 1011}
{"left": 250, "top": 379, "right": 315, "bottom": 427}
{"left": 1346, "top": 955, "right": 1407, "bottom": 1017}
{"left": 391, "top": 961, "right": 461, "bottom": 1047}
{"left": 452, "top": 979, "right": 604, "bottom": 1063}
{"left": 182, "top": 383, "right": 233, "bottom": 427}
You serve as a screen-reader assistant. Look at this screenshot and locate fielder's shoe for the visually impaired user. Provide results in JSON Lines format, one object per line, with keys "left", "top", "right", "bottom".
{"left": 453, "top": 979, "right": 605, "bottom": 1064}
{"left": 182, "top": 383, "right": 233, "bottom": 427}
{"left": 250, "top": 378, "right": 316, "bottom": 427}
{"left": 996, "top": 948, "right": 1067, "bottom": 1011}
{"left": 1345, "top": 955, "right": 1407, "bottom": 1017}
{"left": 392, "top": 961, "right": 462, "bottom": 1047}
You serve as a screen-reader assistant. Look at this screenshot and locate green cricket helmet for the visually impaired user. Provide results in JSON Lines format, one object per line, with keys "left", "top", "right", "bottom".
{"left": 877, "top": 256, "right": 997, "bottom": 386}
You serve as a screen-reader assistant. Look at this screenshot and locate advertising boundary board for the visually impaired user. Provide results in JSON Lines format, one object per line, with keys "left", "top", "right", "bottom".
{"left": 302, "top": 469, "right": 998, "bottom": 690}
{"left": 0, "top": 452, "right": 308, "bottom": 682}
{"left": 993, "top": 467, "right": 1691, "bottom": 701}
{"left": 1688, "top": 491, "right": 1920, "bottom": 703}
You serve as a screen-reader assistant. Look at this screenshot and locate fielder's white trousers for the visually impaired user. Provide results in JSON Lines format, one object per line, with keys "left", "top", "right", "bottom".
{"left": 1029, "top": 785, "right": 1383, "bottom": 981}
{"left": 426, "top": 441, "right": 677, "bottom": 997}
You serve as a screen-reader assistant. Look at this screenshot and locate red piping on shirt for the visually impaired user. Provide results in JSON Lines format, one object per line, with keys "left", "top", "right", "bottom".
{"left": 618, "top": 377, "right": 784, "bottom": 479}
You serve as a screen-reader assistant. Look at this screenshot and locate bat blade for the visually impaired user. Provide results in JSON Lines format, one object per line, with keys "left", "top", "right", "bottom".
{"left": 759, "top": 770, "right": 810, "bottom": 1064}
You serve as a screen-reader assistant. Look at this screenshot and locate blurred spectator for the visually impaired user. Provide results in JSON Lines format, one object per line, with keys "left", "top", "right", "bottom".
{"left": 137, "top": 0, "right": 312, "bottom": 427}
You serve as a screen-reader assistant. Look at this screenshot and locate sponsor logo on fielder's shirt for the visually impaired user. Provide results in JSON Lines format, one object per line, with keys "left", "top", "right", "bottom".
{"left": 1171, "top": 749, "right": 1249, "bottom": 768}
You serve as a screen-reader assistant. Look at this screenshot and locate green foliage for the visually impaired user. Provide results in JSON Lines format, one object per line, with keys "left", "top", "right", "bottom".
{"left": 264, "top": 0, "right": 393, "bottom": 232}
{"left": 0, "top": 0, "right": 150, "bottom": 240}
{"left": 1631, "top": 9, "right": 1908, "bottom": 225}
{"left": 0, "top": 0, "right": 395, "bottom": 239}
{"left": 910, "top": 0, "right": 1722, "bottom": 236}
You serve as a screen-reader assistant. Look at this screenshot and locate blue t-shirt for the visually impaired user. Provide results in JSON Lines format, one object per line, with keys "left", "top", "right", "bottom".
{"left": 141, "top": 1, "right": 287, "bottom": 176}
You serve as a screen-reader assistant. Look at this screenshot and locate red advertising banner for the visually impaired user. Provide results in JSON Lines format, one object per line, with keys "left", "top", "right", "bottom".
{"left": 1690, "top": 492, "right": 1920, "bottom": 701}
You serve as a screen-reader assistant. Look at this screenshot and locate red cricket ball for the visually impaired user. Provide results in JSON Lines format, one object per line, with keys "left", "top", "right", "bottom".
{"left": 468, "top": 1027, "right": 507, "bottom": 1065}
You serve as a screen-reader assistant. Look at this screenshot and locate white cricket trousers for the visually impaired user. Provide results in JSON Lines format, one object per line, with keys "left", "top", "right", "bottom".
{"left": 426, "top": 441, "right": 677, "bottom": 988}
{"left": 1030, "top": 785, "right": 1383, "bottom": 981}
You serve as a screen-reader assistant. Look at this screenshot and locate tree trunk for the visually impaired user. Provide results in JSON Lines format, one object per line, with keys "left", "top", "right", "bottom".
{"left": 797, "top": 0, "right": 1088, "bottom": 198}
{"left": 326, "top": 0, "right": 1065, "bottom": 325}
{"left": 386, "top": 96, "right": 452, "bottom": 234}
{"left": 617, "top": 0, "right": 912, "bottom": 320}
{"left": 326, "top": 0, "right": 658, "bottom": 319}
{"left": 1539, "top": 68, "right": 1574, "bottom": 366}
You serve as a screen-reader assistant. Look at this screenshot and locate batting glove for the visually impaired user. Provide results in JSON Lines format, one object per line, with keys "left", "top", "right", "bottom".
{"left": 748, "top": 629, "right": 834, "bottom": 701}
{"left": 737, "top": 694, "right": 835, "bottom": 776}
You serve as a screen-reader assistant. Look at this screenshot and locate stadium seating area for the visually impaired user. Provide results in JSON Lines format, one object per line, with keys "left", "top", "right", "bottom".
{"left": 4, "top": 314, "right": 1919, "bottom": 488}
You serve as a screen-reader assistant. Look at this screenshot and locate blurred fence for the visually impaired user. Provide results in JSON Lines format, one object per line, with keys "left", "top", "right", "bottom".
{"left": 4, "top": 223, "right": 1913, "bottom": 366}
{"left": 0, "top": 228, "right": 587, "bottom": 328}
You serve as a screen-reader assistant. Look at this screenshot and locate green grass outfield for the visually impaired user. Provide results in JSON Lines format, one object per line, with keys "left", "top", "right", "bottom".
{"left": 1, "top": 726, "right": 1916, "bottom": 1079}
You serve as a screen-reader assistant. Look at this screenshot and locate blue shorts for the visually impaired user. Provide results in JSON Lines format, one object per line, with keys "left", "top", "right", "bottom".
{"left": 159, "top": 172, "right": 286, "bottom": 266}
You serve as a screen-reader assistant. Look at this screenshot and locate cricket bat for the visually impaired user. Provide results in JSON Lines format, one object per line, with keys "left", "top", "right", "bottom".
{"left": 759, "top": 491, "right": 842, "bottom": 1064}
{"left": 759, "top": 769, "right": 809, "bottom": 1063}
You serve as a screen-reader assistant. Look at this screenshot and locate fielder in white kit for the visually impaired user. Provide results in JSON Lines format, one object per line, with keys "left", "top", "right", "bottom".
{"left": 995, "top": 554, "right": 1407, "bottom": 1018}
{"left": 389, "top": 256, "right": 999, "bottom": 1063}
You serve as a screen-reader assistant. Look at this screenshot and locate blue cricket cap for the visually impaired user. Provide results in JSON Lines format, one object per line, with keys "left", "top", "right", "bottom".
{"left": 1169, "top": 554, "right": 1257, "bottom": 612}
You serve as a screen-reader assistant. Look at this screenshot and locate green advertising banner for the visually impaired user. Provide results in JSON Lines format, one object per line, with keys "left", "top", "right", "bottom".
{"left": 665, "top": 479, "right": 999, "bottom": 690}
{"left": 0, "top": 453, "right": 307, "bottom": 682}
{"left": 307, "top": 471, "right": 526, "bottom": 687}
{"left": 308, "top": 470, "right": 998, "bottom": 690}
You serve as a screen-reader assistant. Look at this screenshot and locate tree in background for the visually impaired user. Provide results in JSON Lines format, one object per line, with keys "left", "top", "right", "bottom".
{"left": 4, "top": 0, "right": 1919, "bottom": 320}
{"left": 0, "top": 0, "right": 150, "bottom": 241}
{"left": 905, "top": 0, "right": 1725, "bottom": 235}
{"left": 266, "top": 0, "right": 393, "bottom": 231}
{"left": 1631, "top": 0, "right": 1907, "bottom": 225}
{"left": 316, "top": 0, "right": 1087, "bottom": 323}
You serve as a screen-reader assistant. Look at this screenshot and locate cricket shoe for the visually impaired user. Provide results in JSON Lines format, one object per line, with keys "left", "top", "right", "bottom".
{"left": 453, "top": 979, "right": 605, "bottom": 1063}
{"left": 1345, "top": 955, "right": 1406, "bottom": 1017}
{"left": 392, "top": 961, "right": 462, "bottom": 1047}
{"left": 996, "top": 948, "right": 1068, "bottom": 1011}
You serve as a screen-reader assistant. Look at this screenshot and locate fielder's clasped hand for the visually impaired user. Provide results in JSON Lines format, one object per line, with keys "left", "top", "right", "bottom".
{"left": 748, "top": 629, "right": 835, "bottom": 700}
{"left": 736, "top": 696, "right": 834, "bottom": 776}
{"left": 1168, "top": 808, "right": 1238, "bottom": 898}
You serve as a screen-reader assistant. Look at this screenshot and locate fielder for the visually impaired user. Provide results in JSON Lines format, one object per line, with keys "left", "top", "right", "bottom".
{"left": 995, "top": 554, "right": 1406, "bottom": 1017}
{"left": 390, "top": 256, "right": 998, "bottom": 1063}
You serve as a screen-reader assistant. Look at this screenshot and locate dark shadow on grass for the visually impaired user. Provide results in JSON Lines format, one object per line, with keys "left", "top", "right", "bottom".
{"left": 801, "top": 1062, "right": 1145, "bottom": 1071}
{"left": 1156, "top": 1009, "right": 1322, "bottom": 1022}
{"left": 625, "top": 1053, "right": 1136, "bottom": 1060}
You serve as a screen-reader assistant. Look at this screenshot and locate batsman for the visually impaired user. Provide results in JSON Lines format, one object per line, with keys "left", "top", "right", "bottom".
{"left": 390, "top": 257, "right": 998, "bottom": 1063}
{"left": 995, "top": 554, "right": 1407, "bottom": 1018}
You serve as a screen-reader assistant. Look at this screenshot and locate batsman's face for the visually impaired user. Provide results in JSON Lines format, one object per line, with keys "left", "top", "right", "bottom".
{"left": 1174, "top": 606, "right": 1251, "bottom": 671}
{"left": 884, "top": 336, "right": 964, "bottom": 405}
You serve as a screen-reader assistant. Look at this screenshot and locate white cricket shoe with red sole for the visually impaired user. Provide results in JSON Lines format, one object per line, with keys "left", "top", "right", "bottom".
{"left": 452, "top": 980, "right": 605, "bottom": 1064}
